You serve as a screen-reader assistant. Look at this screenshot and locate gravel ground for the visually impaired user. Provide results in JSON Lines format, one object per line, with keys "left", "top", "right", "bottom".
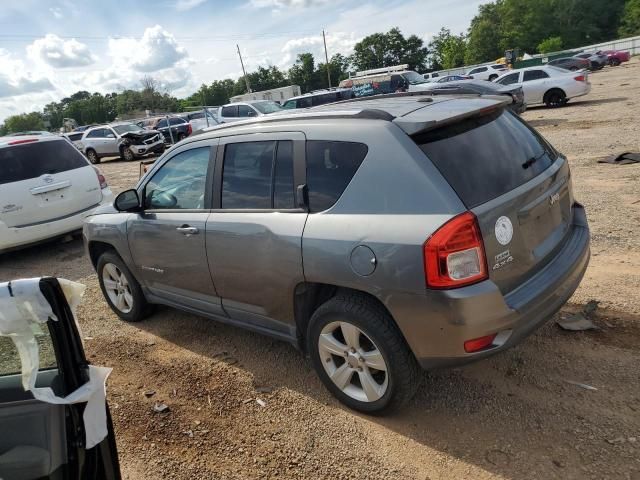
{"left": 1, "top": 58, "right": 639, "bottom": 480}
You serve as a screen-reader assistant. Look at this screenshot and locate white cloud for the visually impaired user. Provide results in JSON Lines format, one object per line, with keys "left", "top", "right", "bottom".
{"left": 175, "top": 0, "right": 207, "bottom": 11}
{"left": 0, "top": 49, "right": 54, "bottom": 98}
{"left": 249, "top": 0, "right": 330, "bottom": 7}
{"left": 108, "top": 25, "right": 187, "bottom": 72}
{"left": 49, "top": 7, "right": 63, "bottom": 19}
{"left": 280, "top": 31, "right": 358, "bottom": 67}
{"left": 27, "top": 34, "right": 95, "bottom": 68}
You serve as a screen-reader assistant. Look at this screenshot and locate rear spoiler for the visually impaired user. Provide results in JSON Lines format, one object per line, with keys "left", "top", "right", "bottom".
{"left": 392, "top": 96, "right": 511, "bottom": 136}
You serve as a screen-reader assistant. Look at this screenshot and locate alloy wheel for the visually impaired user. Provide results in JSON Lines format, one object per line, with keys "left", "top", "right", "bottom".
{"left": 102, "top": 263, "right": 134, "bottom": 313}
{"left": 318, "top": 321, "right": 389, "bottom": 402}
{"left": 123, "top": 147, "right": 134, "bottom": 161}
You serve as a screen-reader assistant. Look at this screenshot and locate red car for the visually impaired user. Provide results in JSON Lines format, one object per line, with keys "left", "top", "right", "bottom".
{"left": 598, "top": 50, "right": 631, "bottom": 66}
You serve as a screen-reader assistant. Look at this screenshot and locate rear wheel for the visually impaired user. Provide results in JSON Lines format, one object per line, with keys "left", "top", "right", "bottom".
{"left": 611, "top": 58, "right": 621, "bottom": 66}
{"left": 86, "top": 149, "right": 100, "bottom": 164}
{"left": 308, "top": 293, "right": 420, "bottom": 413}
{"left": 488, "top": 74, "right": 498, "bottom": 81}
{"left": 569, "top": 66, "right": 579, "bottom": 71}
{"left": 97, "top": 252, "right": 152, "bottom": 322}
{"left": 544, "top": 89, "right": 566, "bottom": 108}
{"left": 178, "top": 133, "right": 186, "bottom": 141}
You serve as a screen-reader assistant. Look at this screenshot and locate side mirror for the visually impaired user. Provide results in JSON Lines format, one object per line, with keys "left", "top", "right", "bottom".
{"left": 114, "top": 189, "right": 141, "bottom": 212}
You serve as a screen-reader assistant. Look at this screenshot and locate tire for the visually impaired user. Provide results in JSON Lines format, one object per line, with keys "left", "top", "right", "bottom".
{"left": 97, "top": 251, "right": 152, "bottom": 322}
{"left": 307, "top": 293, "right": 420, "bottom": 413}
{"left": 488, "top": 74, "right": 498, "bottom": 81}
{"left": 611, "top": 58, "right": 621, "bottom": 67}
{"left": 121, "top": 146, "right": 135, "bottom": 162}
{"left": 544, "top": 89, "right": 566, "bottom": 108}
{"left": 178, "top": 133, "right": 186, "bottom": 141}
{"left": 569, "top": 66, "right": 579, "bottom": 72}
{"left": 86, "top": 149, "right": 100, "bottom": 164}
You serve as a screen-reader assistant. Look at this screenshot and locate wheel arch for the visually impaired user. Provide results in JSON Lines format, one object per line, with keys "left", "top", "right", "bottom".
{"left": 293, "top": 282, "right": 407, "bottom": 354}
{"left": 88, "top": 241, "right": 119, "bottom": 269}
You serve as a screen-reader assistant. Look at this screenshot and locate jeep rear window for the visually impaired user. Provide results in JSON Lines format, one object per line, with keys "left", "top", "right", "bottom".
{"left": 0, "top": 140, "right": 89, "bottom": 185}
{"left": 414, "top": 109, "right": 557, "bottom": 208}
{"left": 306, "top": 141, "right": 368, "bottom": 212}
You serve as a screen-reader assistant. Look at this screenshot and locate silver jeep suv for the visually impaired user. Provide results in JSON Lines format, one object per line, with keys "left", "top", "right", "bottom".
{"left": 83, "top": 93, "right": 590, "bottom": 413}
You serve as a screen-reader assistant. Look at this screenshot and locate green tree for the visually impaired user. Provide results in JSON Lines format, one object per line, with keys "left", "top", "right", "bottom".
{"left": 465, "top": 2, "right": 504, "bottom": 64}
{"left": 538, "top": 36, "right": 563, "bottom": 53}
{"left": 350, "top": 27, "right": 428, "bottom": 71}
{"left": 288, "top": 53, "right": 320, "bottom": 93}
{"left": 619, "top": 0, "right": 640, "bottom": 35}
{"left": 428, "top": 28, "right": 467, "bottom": 69}
{"left": 2, "top": 112, "right": 45, "bottom": 133}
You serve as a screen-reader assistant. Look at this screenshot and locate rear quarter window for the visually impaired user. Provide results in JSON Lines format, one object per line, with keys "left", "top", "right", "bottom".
{"left": 0, "top": 140, "right": 90, "bottom": 185}
{"left": 414, "top": 109, "right": 557, "bottom": 208}
{"left": 306, "top": 141, "right": 368, "bottom": 212}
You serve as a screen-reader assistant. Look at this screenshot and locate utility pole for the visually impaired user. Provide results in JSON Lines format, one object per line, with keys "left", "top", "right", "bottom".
{"left": 237, "top": 44, "right": 251, "bottom": 93}
{"left": 322, "top": 30, "right": 331, "bottom": 88}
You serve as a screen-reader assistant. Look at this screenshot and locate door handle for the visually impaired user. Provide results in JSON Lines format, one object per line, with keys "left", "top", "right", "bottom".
{"left": 176, "top": 225, "right": 199, "bottom": 235}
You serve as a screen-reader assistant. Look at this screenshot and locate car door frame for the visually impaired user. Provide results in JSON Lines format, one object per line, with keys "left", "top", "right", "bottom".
{"left": 0, "top": 278, "right": 121, "bottom": 479}
{"left": 103, "top": 126, "right": 120, "bottom": 156}
{"left": 128, "top": 137, "right": 224, "bottom": 315}
{"left": 206, "top": 131, "right": 308, "bottom": 342}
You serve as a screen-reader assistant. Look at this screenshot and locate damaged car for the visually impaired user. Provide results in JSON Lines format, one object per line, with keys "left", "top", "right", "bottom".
{"left": 79, "top": 123, "right": 165, "bottom": 164}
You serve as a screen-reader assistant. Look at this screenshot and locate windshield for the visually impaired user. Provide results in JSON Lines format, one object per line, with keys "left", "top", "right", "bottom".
{"left": 402, "top": 71, "right": 427, "bottom": 85}
{"left": 252, "top": 101, "right": 283, "bottom": 114}
{"left": 113, "top": 124, "right": 140, "bottom": 134}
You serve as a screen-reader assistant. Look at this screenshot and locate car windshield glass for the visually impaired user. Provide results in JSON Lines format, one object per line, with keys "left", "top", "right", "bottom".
{"left": 0, "top": 140, "right": 89, "bottom": 185}
{"left": 402, "top": 71, "right": 427, "bottom": 84}
{"left": 113, "top": 124, "right": 140, "bottom": 134}
{"left": 252, "top": 101, "right": 283, "bottom": 114}
{"left": 414, "top": 109, "right": 557, "bottom": 208}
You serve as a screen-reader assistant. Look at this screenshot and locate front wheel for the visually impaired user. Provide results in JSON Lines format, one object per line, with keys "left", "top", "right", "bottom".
{"left": 121, "top": 146, "right": 135, "bottom": 162}
{"left": 308, "top": 293, "right": 420, "bottom": 413}
{"left": 86, "top": 149, "right": 100, "bottom": 164}
{"left": 97, "top": 251, "right": 152, "bottom": 322}
{"left": 544, "top": 89, "right": 566, "bottom": 108}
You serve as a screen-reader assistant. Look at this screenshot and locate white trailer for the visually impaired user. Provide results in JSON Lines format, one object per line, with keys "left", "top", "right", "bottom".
{"left": 230, "top": 85, "right": 301, "bottom": 104}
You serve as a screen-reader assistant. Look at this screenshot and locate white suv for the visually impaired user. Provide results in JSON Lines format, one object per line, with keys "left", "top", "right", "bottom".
{"left": 0, "top": 135, "right": 113, "bottom": 252}
{"left": 467, "top": 64, "right": 508, "bottom": 81}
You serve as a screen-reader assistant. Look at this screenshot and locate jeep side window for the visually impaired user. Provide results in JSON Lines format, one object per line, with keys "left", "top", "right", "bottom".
{"left": 144, "top": 147, "right": 210, "bottom": 210}
{"left": 306, "top": 141, "right": 368, "bottom": 212}
{"left": 222, "top": 141, "right": 295, "bottom": 209}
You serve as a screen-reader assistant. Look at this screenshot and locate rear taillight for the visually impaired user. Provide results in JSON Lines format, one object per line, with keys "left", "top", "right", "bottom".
{"left": 93, "top": 166, "right": 108, "bottom": 189}
{"left": 424, "top": 212, "right": 488, "bottom": 289}
{"left": 574, "top": 75, "right": 586, "bottom": 82}
{"left": 187, "top": 124, "right": 192, "bottom": 136}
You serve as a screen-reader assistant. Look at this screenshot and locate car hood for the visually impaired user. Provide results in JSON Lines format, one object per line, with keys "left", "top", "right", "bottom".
{"left": 120, "top": 129, "right": 161, "bottom": 141}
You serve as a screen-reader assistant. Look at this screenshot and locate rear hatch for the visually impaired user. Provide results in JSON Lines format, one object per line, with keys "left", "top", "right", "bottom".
{"left": 414, "top": 108, "right": 574, "bottom": 294}
{"left": 0, "top": 138, "right": 102, "bottom": 228}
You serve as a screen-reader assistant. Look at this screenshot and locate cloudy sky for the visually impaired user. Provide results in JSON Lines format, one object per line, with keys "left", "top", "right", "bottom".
{"left": 0, "top": 0, "right": 483, "bottom": 122}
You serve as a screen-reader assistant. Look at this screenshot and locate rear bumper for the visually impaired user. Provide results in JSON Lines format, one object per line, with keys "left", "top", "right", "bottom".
{"left": 386, "top": 207, "right": 590, "bottom": 369}
{"left": 0, "top": 188, "right": 114, "bottom": 253}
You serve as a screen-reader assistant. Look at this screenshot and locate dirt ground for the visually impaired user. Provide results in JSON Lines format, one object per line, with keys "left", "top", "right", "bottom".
{"left": 1, "top": 59, "right": 640, "bottom": 480}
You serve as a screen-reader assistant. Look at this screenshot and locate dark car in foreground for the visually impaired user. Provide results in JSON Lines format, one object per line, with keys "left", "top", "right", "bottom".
{"left": 84, "top": 93, "right": 590, "bottom": 413}
{"left": 416, "top": 79, "right": 526, "bottom": 113}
